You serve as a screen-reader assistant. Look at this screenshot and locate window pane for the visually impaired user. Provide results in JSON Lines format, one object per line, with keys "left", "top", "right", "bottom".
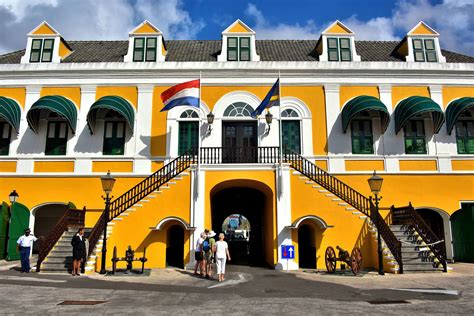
{"left": 240, "top": 37, "right": 250, "bottom": 48}
{"left": 105, "top": 123, "right": 113, "bottom": 138}
{"left": 116, "top": 123, "right": 124, "bottom": 138}
{"left": 405, "top": 138, "right": 414, "bottom": 153}
{"left": 426, "top": 51, "right": 437, "bottom": 62}
{"left": 466, "top": 138, "right": 474, "bottom": 153}
{"left": 467, "top": 121, "right": 474, "bottom": 136}
{"left": 134, "top": 51, "right": 143, "bottom": 61}
{"left": 146, "top": 49, "right": 156, "bottom": 61}
{"left": 456, "top": 122, "right": 466, "bottom": 136}
{"left": 42, "top": 51, "right": 52, "bottom": 62}
{"left": 328, "top": 38, "right": 338, "bottom": 49}
{"left": 413, "top": 39, "right": 423, "bottom": 50}
{"left": 32, "top": 39, "right": 42, "bottom": 50}
{"left": 424, "top": 39, "right": 435, "bottom": 50}
{"left": 2, "top": 124, "right": 9, "bottom": 139}
{"left": 328, "top": 50, "right": 339, "bottom": 61}
{"left": 147, "top": 37, "right": 157, "bottom": 48}
{"left": 363, "top": 137, "right": 373, "bottom": 153}
{"left": 351, "top": 121, "right": 361, "bottom": 136}
{"left": 134, "top": 38, "right": 144, "bottom": 48}
{"left": 43, "top": 39, "right": 54, "bottom": 49}
{"left": 457, "top": 138, "right": 466, "bottom": 154}
{"left": 414, "top": 51, "right": 425, "bottom": 62}
{"left": 416, "top": 138, "right": 426, "bottom": 153}
{"left": 228, "top": 49, "right": 237, "bottom": 61}
{"left": 352, "top": 138, "right": 361, "bottom": 153}
{"left": 240, "top": 49, "right": 250, "bottom": 61}
{"left": 340, "top": 49, "right": 351, "bottom": 61}
{"left": 48, "top": 123, "right": 56, "bottom": 138}
{"left": 340, "top": 38, "right": 350, "bottom": 49}
{"left": 363, "top": 120, "right": 372, "bottom": 135}
{"left": 59, "top": 123, "right": 67, "bottom": 138}
{"left": 416, "top": 121, "right": 425, "bottom": 136}
{"left": 228, "top": 37, "right": 237, "bottom": 47}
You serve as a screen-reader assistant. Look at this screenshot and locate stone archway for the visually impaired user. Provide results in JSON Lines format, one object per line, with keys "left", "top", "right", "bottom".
{"left": 30, "top": 203, "right": 69, "bottom": 253}
{"left": 415, "top": 207, "right": 453, "bottom": 260}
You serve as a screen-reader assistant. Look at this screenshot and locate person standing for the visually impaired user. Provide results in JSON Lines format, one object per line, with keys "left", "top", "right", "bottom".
{"left": 204, "top": 230, "right": 216, "bottom": 279}
{"left": 16, "top": 228, "right": 37, "bottom": 273}
{"left": 71, "top": 228, "right": 86, "bottom": 276}
{"left": 215, "top": 233, "right": 231, "bottom": 282}
{"left": 193, "top": 232, "right": 205, "bottom": 276}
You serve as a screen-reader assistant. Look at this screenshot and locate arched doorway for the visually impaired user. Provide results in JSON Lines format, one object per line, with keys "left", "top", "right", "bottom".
{"left": 166, "top": 225, "right": 185, "bottom": 268}
{"left": 211, "top": 186, "right": 267, "bottom": 266}
{"left": 298, "top": 224, "right": 316, "bottom": 269}
{"left": 31, "top": 203, "right": 69, "bottom": 253}
{"left": 451, "top": 204, "right": 474, "bottom": 262}
{"left": 415, "top": 207, "right": 453, "bottom": 260}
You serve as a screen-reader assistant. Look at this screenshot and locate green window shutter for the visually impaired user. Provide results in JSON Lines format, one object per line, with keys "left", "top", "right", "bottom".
{"left": 351, "top": 120, "right": 373, "bottom": 154}
{"left": 133, "top": 38, "right": 145, "bottom": 62}
{"left": 227, "top": 37, "right": 238, "bottom": 61}
{"left": 282, "top": 120, "right": 301, "bottom": 154}
{"left": 0, "top": 122, "right": 11, "bottom": 156}
{"left": 41, "top": 39, "right": 54, "bottom": 62}
{"left": 239, "top": 37, "right": 250, "bottom": 61}
{"left": 456, "top": 121, "right": 474, "bottom": 154}
{"left": 413, "top": 38, "right": 425, "bottom": 62}
{"left": 339, "top": 38, "right": 352, "bottom": 61}
{"left": 45, "top": 121, "right": 68, "bottom": 155}
{"left": 327, "top": 37, "right": 339, "bottom": 61}
{"left": 103, "top": 121, "right": 126, "bottom": 155}
{"left": 404, "top": 120, "right": 427, "bottom": 154}
{"left": 30, "top": 39, "right": 42, "bottom": 63}
{"left": 145, "top": 37, "right": 157, "bottom": 62}
{"left": 424, "top": 39, "right": 437, "bottom": 62}
{"left": 178, "top": 121, "right": 199, "bottom": 155}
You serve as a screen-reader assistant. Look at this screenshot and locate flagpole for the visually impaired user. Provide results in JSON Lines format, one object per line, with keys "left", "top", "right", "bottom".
{"left": 198, "top": 71, "right": 202, "bottom": 168}
{"left": 278, "top": 70, "right": 282, "bottom": 165}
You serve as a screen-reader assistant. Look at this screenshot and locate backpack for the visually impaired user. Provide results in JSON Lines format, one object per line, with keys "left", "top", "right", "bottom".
{"left": 202, "top": 238, "right": 211, "bottom": 252}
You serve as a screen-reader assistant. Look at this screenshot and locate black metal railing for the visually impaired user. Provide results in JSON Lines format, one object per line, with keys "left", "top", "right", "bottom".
{"left": 392, "top": 204, "right": 447, "bottom": 272}
{"left": 200, "top": 147, "right": 280, "bottom": 164}
{"left": 284, "top": 151, "right": 404, "bottom": 272}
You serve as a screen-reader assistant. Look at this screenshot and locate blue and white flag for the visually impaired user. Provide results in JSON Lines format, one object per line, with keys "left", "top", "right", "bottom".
{"left": 251, "top": 79, "right": 279, "bottom": 118}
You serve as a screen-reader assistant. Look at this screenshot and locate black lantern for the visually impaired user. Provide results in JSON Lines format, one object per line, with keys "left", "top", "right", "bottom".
{"left": 100, "top": 170, "right": 115, "bottom": 274}
{"left": 265, "top": 111, "right": 273, "bottom": 125}
{"left": 101, "top": 171, "right": 116, "bottom": 195}
{"left": 368, "top": 171, "right": 384, "bottom": 196}
{"left": 207, "top": 112, "right": 215, "bottom": 125}
{"left": 9, "top": 190, "right": 19, "bottom": 204}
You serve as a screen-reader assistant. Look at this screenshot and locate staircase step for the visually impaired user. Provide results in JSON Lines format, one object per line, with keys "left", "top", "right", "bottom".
{"left": 352, "top": 211, "right": 361, "bottom": 215}
{"left": 332, "top": 198, "right": 341, "bottom": 201}
{"left": 345, "top": 207, "right": 356, "bottom": 211}
{"left": 338, "top": 203, "right": 348, "bottom": 206}
{"left": 312, "top": 185, "right": 321, "bottom": 189}
{"left": 305, "top": 181, "right": 313, "bottom": 184}
{"left": 325, "top": 193, "right": 335, "bottom": 197}
{"left": 318, "top": 189, "right": 328, "bottom": 193}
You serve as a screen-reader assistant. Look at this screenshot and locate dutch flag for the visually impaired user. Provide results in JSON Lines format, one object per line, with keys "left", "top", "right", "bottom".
{"left": 160, "top": 79, "right": 200, "bottom": 112}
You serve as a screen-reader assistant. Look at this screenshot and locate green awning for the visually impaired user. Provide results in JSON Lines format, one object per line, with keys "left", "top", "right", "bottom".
{"left": 87, "top": 96, "right": 135, "bottom": 134}
{"left": 27, "top": 95, "right": 78, "bottom": 134}
{"left": 446, "top": 97, "right": 474, "bottom": 135}
{"left": 0, "top": 97, "right": 22, "bottom": 134}
{"left": 341, "top": 96, "right": 390, "bottom": 133}
{"left": 394, "top": 96, "right": 445, "bottom": 134}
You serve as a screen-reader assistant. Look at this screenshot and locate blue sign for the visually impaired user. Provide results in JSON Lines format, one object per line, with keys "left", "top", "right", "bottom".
{"left": 281, "top": 245, "right": 295, "bottom": 259}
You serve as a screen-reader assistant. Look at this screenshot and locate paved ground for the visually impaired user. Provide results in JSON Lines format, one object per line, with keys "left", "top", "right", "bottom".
{"left": 0, "top": 260, "right": 473, "bottom": 314}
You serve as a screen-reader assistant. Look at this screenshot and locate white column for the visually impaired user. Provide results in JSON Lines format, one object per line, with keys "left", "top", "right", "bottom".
{"left": 12, "top": 85, "right": 41, "bottom": 174}
{"left": 378, "top": 84, "right": 400, "bottom": 172}
{"left": 134, "top": 84, "right": 154, "bottom": 174}
{"left": 275, "top": 164, "right": 297, "bottom": 270}
{"left": 186, "top": 166, "right": 205, "bottom": 269}
{"left": 324, "top": 84, "right": 346, "bottom": 173}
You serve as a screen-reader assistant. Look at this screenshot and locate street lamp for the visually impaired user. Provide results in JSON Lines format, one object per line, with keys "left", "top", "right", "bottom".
{"left": 100, "top": 170, "right": 115, "bottom": 274}
{"left": 9, "top": 190, "right": 19, "bottom": 204}
{"left": 368, "top": 170, "right": 384, "bottom": 276}
{"left": 265, "top": 111, "right": 273, "bottom": 133}
{"left": 206, "top": 112, "right": 215, "bottom": 134}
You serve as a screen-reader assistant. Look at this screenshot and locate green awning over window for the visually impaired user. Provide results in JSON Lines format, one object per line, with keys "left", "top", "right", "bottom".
{"left": 87, "top": 96, "right": 135, "bottom": 134}
{"left": 446, "top": 97, "right": 474, "bottom": 135}
{"left": 27, "top": 95, "right": 78, "bottom": 134}
{"left": 0, "top": 97, "right": 22, "bottom": 134}
{"left": 394, "top": 96, "right": 444, "bottom": 134}
{"left": 341, "top": 95, "right": 390, "bottom": 133}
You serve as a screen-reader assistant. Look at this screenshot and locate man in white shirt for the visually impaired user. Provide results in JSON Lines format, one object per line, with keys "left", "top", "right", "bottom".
{"left": 16, "top": 228, "right": 37, "bottom": 273}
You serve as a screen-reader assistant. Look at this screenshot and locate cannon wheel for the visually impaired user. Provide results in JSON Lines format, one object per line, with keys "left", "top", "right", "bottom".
{"left": 325, "top": 246, "right": 337, "bottom": 273}
{"left": 350, "top": 247, "right": 363, "bottom": 275}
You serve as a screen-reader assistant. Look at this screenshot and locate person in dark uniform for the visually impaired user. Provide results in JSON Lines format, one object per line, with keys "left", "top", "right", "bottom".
{"left": 71, "top": 228, "right": 86, "bottom": 276}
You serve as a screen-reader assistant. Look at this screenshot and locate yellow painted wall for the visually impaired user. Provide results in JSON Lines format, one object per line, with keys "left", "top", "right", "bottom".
{"left": 31, "top": 23, "right": 57, "bottom": 35}
{"left": 326, "top": 23, "right": 352, "bottom": 34}
{"left": 315, "top": 160, "right": 328, "bottom": 170}
{"left": 442, "top": 86, "right": 474, "bottom": 108}
{"left": 133, "top": 23, "right": 159, "bottom": 34}
{"left": 410, "top": 23, "right": 436, "bottom": 35}
{"left": 92, "top": 161, "right": 133, "bottom": 173}
{"left": 0, "top": 161, "right": 17, "bottom": 172}
{"left": 392, "top": 86, "right": 430, "bottom": 107}
{"left": 41, "top": 87, "right": 81, "bottom": 108}
{"left": 58, "top": 39, "right": 72, "bottom": 59}
{"left": 0, "top": 88, "right": 26, "bottom": 107}
{"left": 96, "top": 86, "right": 138, "bottom": 108}
{"left": 34, "top": 161, "right": 74, "bottom": 173}
{"left": 151, "top": 161, "right": 164, "bottom": 172}
{"left": 451, "top": 160, "right": 474, "bottom": 171}
{"left": 399, "top": 160, "right": 437, "bottom": 171}
{"left": 340, "top": 86, "right": 379, "bottom": 108}
{"left": 345, "top": 160, "right": 384, "bottom": 171}
{"left": 228, "top": 22, "right": 250, "bottom": 33}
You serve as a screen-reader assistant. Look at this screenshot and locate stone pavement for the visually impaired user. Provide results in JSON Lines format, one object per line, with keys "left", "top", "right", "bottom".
{"left": 0, "top": 262, "right": 472, "bottom": 314}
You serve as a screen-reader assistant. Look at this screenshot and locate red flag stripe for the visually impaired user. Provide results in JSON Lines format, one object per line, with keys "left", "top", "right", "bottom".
{"left": 161, "top": 79, "right": 200, "bottom": 103}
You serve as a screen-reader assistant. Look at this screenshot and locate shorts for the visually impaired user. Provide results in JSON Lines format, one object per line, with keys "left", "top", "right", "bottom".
{"left": 195, "top": 251, "right": 203, "bottom": 261}
{"left": 204, "top": 252, "right": 213, "bottom": 262}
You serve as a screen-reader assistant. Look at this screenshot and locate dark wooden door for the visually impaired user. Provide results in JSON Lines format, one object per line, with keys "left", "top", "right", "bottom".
{"left": 222, "top": 122, "right": 258, "bottom": 163}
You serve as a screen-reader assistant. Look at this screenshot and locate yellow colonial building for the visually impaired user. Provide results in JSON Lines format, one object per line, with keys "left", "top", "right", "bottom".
{"left": 0, "top": 19, "right": 472, "bottom": 274}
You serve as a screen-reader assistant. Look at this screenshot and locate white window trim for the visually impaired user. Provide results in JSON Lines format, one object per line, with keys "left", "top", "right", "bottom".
{"left": 217, "top": 20, "right": 260, "bottom": 62}
{"left": 406, "top": 35, "right": 446, "bottom": 63}
{"left": 319, "top": 34, "right": 361, "bottom": 62}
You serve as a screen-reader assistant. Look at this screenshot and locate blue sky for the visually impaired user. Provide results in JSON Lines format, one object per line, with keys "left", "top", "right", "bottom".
{"left": 0, "top": 0, "right": 472, "bottom": 55}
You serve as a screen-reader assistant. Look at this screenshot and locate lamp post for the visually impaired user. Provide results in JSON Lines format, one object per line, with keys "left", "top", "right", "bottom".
{"left": 368, "top": 171, "right": 384, "bottom": 276}
{"left": 100, "top": 171, "right": 116, "bottom": 275}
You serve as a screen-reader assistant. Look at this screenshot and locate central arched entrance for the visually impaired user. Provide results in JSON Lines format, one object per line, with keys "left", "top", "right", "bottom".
{"left": 211, "top": 183, "right": 271, "bottom": 267}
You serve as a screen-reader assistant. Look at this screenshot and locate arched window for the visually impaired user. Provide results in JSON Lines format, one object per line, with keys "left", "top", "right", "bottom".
{"left": 281, "top": 109, "right": 299, "bottom": 118}
{"left": 223, "top": 102, "right": 254, "bottom": 117}
{"left": 281, "top": 108, "right": 301, "bottom": 154}
{"left": 179, "top": 109, "right": 199, "bottom": 119}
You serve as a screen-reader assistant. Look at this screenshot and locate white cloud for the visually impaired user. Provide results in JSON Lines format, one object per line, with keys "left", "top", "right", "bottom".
{"left": 0, "top": 0, "right": 204, "bottom": 53}
{"left": 342, "top": 16, "right": 398, "bottom": 41}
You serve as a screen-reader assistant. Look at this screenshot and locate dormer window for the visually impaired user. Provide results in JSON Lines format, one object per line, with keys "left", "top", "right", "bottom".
{"left": 227, "top": 37, "right": 250, "bottom": 61}
{"left": 133, "top": 37, "right": 157, "bottom": 62}
{"left": 327, "top": 37, "right": 352, "bottom": 61}
{"left": 413, "top": 38, "right": 437, "bottom": 62}
{"left": 30, "top": 38, "right": 54, "bottom": 63}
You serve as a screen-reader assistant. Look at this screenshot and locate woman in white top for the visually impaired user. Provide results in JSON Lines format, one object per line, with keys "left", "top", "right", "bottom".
{"left": 215, "top": 233, "right": 231, "bottom": 282}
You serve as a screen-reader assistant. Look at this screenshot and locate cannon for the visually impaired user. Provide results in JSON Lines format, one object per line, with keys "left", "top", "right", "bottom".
{"left": 111, "top": 245, "right": 148, "bottom": 274}
{"left": 325, "top": 245, "right": 362, "bottom": 275}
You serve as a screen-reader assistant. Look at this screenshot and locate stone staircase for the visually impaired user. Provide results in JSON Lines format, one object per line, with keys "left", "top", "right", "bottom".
{"left": 40, "top": 227, "right": 91, "bottom": 273}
